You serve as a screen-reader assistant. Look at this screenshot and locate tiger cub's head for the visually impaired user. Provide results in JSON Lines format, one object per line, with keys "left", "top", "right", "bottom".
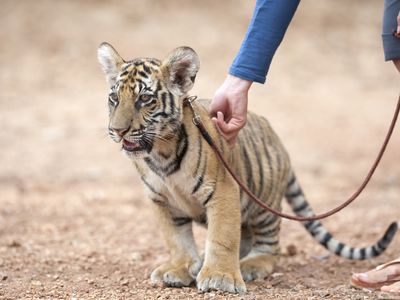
{"left": 97, "top": 43, "right": 199, "bottom": 158}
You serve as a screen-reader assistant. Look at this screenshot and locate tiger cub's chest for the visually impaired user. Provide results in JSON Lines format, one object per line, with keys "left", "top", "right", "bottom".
{"left": 144, "top": 170, "right": 208, "bottom": 218}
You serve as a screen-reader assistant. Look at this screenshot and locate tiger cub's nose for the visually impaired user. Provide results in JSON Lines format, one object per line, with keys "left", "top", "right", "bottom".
{"left": 112, "top": 127, "right": 130, "bottom": 137}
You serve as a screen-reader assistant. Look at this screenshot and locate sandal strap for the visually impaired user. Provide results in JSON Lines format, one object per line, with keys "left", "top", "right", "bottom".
{"left": 376, "top": 258, "right": 400, "bottom": 271}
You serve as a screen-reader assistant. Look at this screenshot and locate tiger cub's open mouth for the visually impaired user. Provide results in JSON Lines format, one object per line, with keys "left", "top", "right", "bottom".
{"left": 122, "top": 139, "right": 144, "bottom": 152}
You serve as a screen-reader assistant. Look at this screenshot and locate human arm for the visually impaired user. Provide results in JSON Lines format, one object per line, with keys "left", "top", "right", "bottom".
{"left": 210, "top": 0, "right": 300, "bottom": 145}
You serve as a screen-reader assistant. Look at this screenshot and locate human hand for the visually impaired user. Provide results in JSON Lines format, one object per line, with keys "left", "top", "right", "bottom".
{"left": 394, "top": 11, "right": 400, "bottom": 72}
{"left": 210, "top": 75, "right": 252, "bottom": 146}
{"left": 397, "top": 10, "right": 400, "bottom": 34}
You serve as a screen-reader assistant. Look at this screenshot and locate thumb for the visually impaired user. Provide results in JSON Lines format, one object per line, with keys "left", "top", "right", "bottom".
{"left": 212, "top": 116, "right": 239, "bottom": 146}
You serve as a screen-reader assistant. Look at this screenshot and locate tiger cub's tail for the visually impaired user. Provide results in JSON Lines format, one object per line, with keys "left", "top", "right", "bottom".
{"left": 284, "top": 171, "right": 398, "bottom": 260}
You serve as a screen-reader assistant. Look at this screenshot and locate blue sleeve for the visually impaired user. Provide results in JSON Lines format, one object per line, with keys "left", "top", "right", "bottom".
{"left": 229, "top": 0, "right": 300, "bottom": 84}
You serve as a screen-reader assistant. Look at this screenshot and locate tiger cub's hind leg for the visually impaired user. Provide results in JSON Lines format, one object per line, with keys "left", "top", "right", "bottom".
{"left": 240, "top": 225, "right": 253, "bottom": 259}
{"left": 240, "top": 212, "right": 280, "bottom": 282}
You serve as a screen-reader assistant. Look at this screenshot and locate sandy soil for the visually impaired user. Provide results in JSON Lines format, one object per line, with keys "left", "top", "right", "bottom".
{"left": 1, "top": 0, "right": 399, "bottom": 299}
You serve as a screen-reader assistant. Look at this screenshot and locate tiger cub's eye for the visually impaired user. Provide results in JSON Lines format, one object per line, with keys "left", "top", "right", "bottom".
{"left": 139, "top": 94, "right": 152, "bottom": 102}
{"left": 109, "top": 93, "right": 119, "bottom": 106}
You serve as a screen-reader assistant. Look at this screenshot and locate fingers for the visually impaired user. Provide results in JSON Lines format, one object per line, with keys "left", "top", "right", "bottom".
{"left": 212, "top": 114, "right": 236, "bottom": 140}
{"left": 212, "top": 111, "right": 244, "bottom": 146}
{"left": 212, "top": 117, "right": 237, "bottom": 146}
{"left": 216, "top": 111, "right": 231, "bottom": 133}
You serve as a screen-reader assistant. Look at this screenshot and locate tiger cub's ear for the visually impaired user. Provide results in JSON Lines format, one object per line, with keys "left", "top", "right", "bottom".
{"left": 161, "top": 47, "right": 200, "bottom": 96}
{"left": 97, "top": 42, "right": 125, "bottom": 86}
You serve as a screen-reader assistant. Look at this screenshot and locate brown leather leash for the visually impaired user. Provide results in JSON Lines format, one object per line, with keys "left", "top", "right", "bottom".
{"left": 184, "top": 95, "right": 400, "bottom": 221}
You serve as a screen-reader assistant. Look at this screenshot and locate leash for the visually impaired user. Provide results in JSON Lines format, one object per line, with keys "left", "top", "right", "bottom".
{"left": 184, "top": 95, "right": 400, "bottom": 221}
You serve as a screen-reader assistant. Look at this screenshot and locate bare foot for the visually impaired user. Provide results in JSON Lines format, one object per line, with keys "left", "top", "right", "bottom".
{"left": 351, "top": 258, "right": 400, "bottom": 293}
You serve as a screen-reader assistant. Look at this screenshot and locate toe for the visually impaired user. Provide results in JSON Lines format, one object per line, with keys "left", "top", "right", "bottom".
{"left": 208, "top": 275, "right": 223, "bottom": 290}
{"left": 197, "top": 276, "right": 211, "bottom": 292}
{"left": 381, "top": 281, "right": 400, "bottom": 294}
{"left": 163, "top": 269, "right": 193, "bottom": 287}
{"left": 150, "top": 269, "right": 163, "bottom": 285}
{"left": 196, "top": 269, "right": 246, "bottom": 294}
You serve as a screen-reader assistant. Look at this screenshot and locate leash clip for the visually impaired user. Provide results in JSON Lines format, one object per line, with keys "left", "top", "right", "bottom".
{"left": 192, "top": 115, "right": 201, "bottom": 126}
{"left": 184, "top": 95, "right": 201, "bottom": 125}
{"left": 186, "top": 95, "right": 198, "bottom": 104}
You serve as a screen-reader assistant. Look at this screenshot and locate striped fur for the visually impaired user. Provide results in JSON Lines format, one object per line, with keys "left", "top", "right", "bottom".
{"left": 285, "top": 172, "right": 398, "bottom": 260}
{"left": 98, "top": 43, "right": 398, "bottom": 294}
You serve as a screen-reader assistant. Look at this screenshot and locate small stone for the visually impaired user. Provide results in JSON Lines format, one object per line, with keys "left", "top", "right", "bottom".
{"left": 286, "top": 244, "right": 297, "bottom": 256}
{"left": 57, "top": 265, "right": 65, "bottom": 272}
{"left": 120, "top": 279, "right": 129, "bottom": 286}
{"left": 131, "top": 252, "right": 142, "bottom": 261}
{"left": 312, "top": 253, "right": 330, "bottom": 261}
{"left": 322, "top": 292, "right": 331, "bottom": 297}
{"left": 8, "top": 240, "right": 21, "bottom": 248}
{"left": 0, "top": 273, "right": 7, "bottom": 280}
{"left": 83, "top": 265, "right": 91, "bottom": 271}
{"left": 83, "top": 189, "right": 106, "bottom": 201}
{"left": 31, "top": 280, "right": 42, "bottom": 286}
{"left": 271, "top": 272, "right": 283, "bottom": 278}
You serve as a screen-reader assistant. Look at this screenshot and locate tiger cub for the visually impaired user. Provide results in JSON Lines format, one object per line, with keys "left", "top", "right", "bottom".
{"left": 97, "top": 43, "right": 398, "bottom": 294}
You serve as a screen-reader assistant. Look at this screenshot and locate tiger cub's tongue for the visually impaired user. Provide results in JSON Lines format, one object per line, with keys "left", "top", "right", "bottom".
{"left": 122, "top": 139, "right": 141, "bottom": 151}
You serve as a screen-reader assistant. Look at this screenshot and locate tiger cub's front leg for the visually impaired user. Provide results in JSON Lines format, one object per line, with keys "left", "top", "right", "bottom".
{"left": 196, "top": 179, "right": 246, "bottom": 294}
{"left": 150, "top": 203, "right": 201, "bottom": 287}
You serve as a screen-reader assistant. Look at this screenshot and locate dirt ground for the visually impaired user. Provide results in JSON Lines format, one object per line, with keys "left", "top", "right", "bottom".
{"left": 1, "top": 1, "right": 400, "bottom": 299}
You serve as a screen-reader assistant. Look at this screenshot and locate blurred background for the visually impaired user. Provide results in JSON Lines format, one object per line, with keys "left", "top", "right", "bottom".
{"left": 0, "top": 1, "right": 399, "bottom": 298}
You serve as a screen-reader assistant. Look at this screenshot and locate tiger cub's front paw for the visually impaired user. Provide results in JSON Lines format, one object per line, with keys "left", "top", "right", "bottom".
{"left": 151, "top": 259, "right": 202, "bottom": 287}
{"left": 196, "top": 266, "right": 246, "bottom": 294}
